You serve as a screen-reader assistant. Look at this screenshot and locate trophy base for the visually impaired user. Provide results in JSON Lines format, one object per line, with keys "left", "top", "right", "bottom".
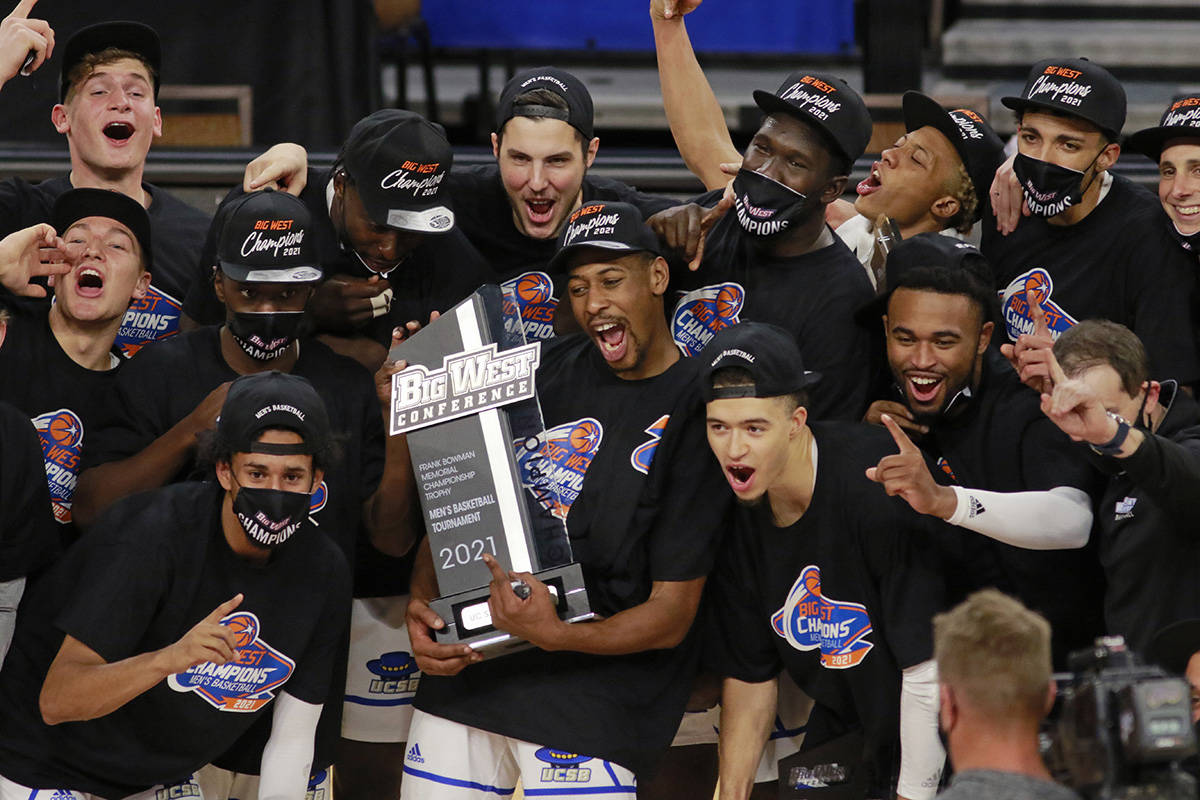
{"left": 429, "top": 562, "right": 594, "bottom": 656}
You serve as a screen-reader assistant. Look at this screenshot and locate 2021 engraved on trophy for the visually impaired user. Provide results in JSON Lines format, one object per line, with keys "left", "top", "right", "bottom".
{"left": 389, "top": 284, "right": 593, "bottom": 654}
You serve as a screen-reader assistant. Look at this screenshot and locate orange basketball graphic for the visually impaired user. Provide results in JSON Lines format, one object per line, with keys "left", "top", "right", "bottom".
{"left": 568, "top": 420, "right": 601, "bottom": 453}
{"left": 716, "top": 284, "right": 743, "bottom": 320}
{"left": 1023, "top": 271, "right": 1050, "bottom": 308}
{"left": 225, "top": 613, "right": 258, "bottom": 649}
{"left": 517, "top": 272, "right": 552, "bottom": 305}
{"left": 47, "top": 411, "right": 82, "bottom": 449}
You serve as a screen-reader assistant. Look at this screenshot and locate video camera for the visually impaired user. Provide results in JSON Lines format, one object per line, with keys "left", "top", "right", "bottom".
{"left": 1046, "top": 636, "right": 1197, "bottom": 800}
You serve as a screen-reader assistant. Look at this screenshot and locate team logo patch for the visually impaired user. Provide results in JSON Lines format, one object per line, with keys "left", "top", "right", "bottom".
{"left": 516, "top": 417, "right": 603, "bottom": 520}
{"left": 1115, "top": 496, "right": 1137, "bottom": 520}
{"left": 116, "top": 285, "right": 182, "bottom": 358}
{"left": 365, "top": 650, "right": 420, "bottom": 696}
{"left": 671, "top": 282, "right": 745, "bottom": 356}
{"left": 308, "top": 480, "right": 328, "bottom": 516}
{"left": 154, "top": 775, "right": 201, "bottom": 800}
{"left": 501, "top": 271, "right": 558, "bottom": 342}
{"left": 771, "top": 565, "right": 874, "bottom": 669}
{"left": 1001, "top": 268, "right": 1076, "bottom": 343}
{"left": 534, "top": 748, "right": 593, "bottom": 783}
{"left": 631, "top": 414, "right": 670, "bottom": 475}
{"left": 33, "top": 408, "right": 84, "bottom": 525}
{"left": 168, "top": 611, "right": 294, "bottom": 712}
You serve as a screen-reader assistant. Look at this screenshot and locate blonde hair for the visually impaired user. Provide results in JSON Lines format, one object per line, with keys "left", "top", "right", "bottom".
{"left": 941, "top": 160, "right": 978, "bottom": 234}
{"left": 64, "top": 47, "right": 156, "bottom": 104}
{"left": 933, "top": 589, "right": 1051, "bottom": 717}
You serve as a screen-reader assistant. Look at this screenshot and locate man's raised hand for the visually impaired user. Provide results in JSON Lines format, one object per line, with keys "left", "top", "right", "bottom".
{"left": 0, "top": 223, "right": 69, "bottom": 298}
{"left": 865, "top": 414, "right": 957, "bottom": 519}
{"left": 159, "top": 593, "right": 244, "bottom": 675}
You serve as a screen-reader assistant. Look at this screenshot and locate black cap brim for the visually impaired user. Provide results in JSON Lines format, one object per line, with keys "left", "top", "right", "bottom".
{"left": 217, "top": 263, "right": 323, "bottom": 283}
{"left": 752, "top": 89, "right": 854, "bottom": 163}
{"left": 1001, "top": 95, "right": 1119, "bottom": 139}
{"left": 1125, "top": 126, "right": 1200, "bottom": 162}
{"left": 52, "top": 188, "right": 152, "bottom": 271}
{"left": 1148, "top": 619, "right": 1200, "bottom": 675}
{"left": 60, "top": 21, "right": 161, "bottom": 102}
{"left": 548, "top": 241, "right": 655, "bottom": 274}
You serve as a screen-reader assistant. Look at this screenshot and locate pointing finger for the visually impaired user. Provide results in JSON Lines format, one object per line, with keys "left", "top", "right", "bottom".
{"left": 207, "top": 593, "right": 244, "bottom": 623}
{"left": 9, "top": 0, "right": 38, "bottom": 20}
{"left": 880, "top": 414, "right": 918, "bottom": 454}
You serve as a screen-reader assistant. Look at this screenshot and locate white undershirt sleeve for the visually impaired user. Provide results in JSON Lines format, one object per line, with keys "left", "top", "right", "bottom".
{"left": 944, "top": 485, "right": 1092, "bottom": 550}
{"left": 258, "top": 691, "right": 322, "bottom": 800}
{"left": 897, "top": 659, "right": 943, "bottom": 800}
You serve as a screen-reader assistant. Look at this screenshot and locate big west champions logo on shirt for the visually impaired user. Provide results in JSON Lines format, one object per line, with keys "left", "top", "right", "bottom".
{"left": 772, "top": 565, "right": 874, "bottom": 669}
{"left": 1001, "top": 268, "right": 1077, "bottom": 343}
{"left": 534, "top": 748, "right": 593, "bottom": 783}
{"left": 116, "top": 286, "right": 182, "bottom": 358}
{"left": 501, "top": 271, "right": 558, "bottom": 342}
{"left": 169, "top": 611, "right": 294, "bottom": 712}
{"left": 516, "top": 417, "right": 603, "bottom": 520}
{"left": 32, "top": 408, "right": 84, "bottom": 525}
{"left": 631, "top": 415, "right": 669, "bottom": 475}
{"left": 671, "top": 282, "right": 744, "bottom": 356}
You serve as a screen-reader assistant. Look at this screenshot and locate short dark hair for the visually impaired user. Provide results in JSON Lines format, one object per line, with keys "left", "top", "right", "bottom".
{"left": 198, "top": 426, "right": 341, "bottom": 475}
{"left": 888, "top": 265, "right": 998, "bottom": 329}
{"left": 497, "top": 88, "right": 588, "bottom": 153}
{"left": 710, "top": 365, "right": 809, "bottom": 412}
{"left": 1053, "top": 320, "right": 1148, "bottom": 396}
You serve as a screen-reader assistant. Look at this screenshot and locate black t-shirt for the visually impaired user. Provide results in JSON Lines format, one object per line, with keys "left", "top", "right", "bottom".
{"left": 415, "top": 335, "right": 729, "bottom": 777}
{"left": 182, "top": 169, "right": 490, "bottom": 344}
{"left": 672, "top": 191, "right": 875, "bottom": 422}
{"left": 897, "top": 350, "right": 1104, "bottom": 665}
{"left": 0, "top": 295, "right": 121, "bottom": 542}
{"left": 982, "top": 174, "right": 1200, "bottom": 383}
{"left": 80, "top": 326, "right": 396, "bottom": 595}
{"left": 708, "top": 422, "right": 946, "bottom": 798}
{"left": 0, "top": 401, "right": 58, "bottom": 582}
{"left": 446, "top": 164, "right": 677, "bottom": 342}
{"left": 0, "top": 482, "right": 350, "bottom": 798}
{"left": 1096, "top": 384, "right": 1200, "bottom": 654}
{"left": 0, "top": 175, "right": 211, "bottom": 358}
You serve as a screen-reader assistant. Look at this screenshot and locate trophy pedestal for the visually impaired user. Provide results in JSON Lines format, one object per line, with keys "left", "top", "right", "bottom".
{"left": 429, "top": 562, "right": 595, "bottom": 655}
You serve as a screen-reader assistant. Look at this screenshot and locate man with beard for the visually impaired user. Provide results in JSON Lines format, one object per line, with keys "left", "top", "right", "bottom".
{"left": 647, "top": 70, "right": 875, "bottom": 421}
{"left": 0, "top": 20, "right": 214, "bottom": 358}
{"left": 700, "top": 321, "right": 946, "bottom": 800}
{"left": 982, "top": 57, "right": 1199, "bottom": 386}
{"left": 860, "top": 233, "right": 1100, "bottom": 665}
{"left": 403, "top": 201, "right": 728, "bottom": 797}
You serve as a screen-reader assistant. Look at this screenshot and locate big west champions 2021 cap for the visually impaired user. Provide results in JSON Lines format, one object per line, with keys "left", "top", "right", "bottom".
{"left": 53, "top": 187, "right": 153, "bottom": 270}
{"left": 753, "top": 71, "right": 873, "bottom": 164}
{"left": 1001, "top": 57, "right": 1126, "bottom": 139}
{"left": 902, "top": 91, "right": 1005, "bottom": 222}
{"left": 496, "top": 66, "right": 595, "bottom": 141}
{"left": 217, "top": 371, "right": 332, "bottom": 456}
{"left": 548, "top": 201, "right": 662, "bottom": 273}
{"left": 701, "top": 321, "right": 820, "bottom": 402}
{"left": 341, "top": 109, "right": 455, "bottom": 235}
{"left": 216, "top": 189, "right": 321, "bottom": 284}
{"left": 60, "top": 21, "right": 162, "bottom": 101}
{"left": 1127, "top": 93, "right": 1200, "bottom": 162}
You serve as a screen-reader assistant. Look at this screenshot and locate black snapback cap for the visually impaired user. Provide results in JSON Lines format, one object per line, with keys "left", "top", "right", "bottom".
{"left": 216, "top": 189, "right": 321, "bottom": 284}
{"left": 700, "top": 321, "right": 820, "bottom": 402}
{"left": 496, "top": 66, "right": 595, "bottom": 141}
{"left": 902, "top": 92, "right": 1005, "bottom": 222}
{"left": 60, "top": 21, "right": 161, "bottom": 102}
{"left": 341, "top": 109, "right": 455, "bottom": 234}
{"left": 1001, "top": 57, "right": 1126, "bottom": 139}
{"left": 856, "top": 233, "right": 993, "bottom": 327}
{"left": 216, "top": 371, "right": 332, "bottom": 457}
{"left": 1127, "top": 93, "right": 1200, "bottom": 162}
{"left": 548, "top": 200, "right": 662, "bottom": 273}
{"left": 753, "top": 71, "right": 873, "bottom": 164}
{"left": 52, "top": 187, "right": 152, "bottom": 271}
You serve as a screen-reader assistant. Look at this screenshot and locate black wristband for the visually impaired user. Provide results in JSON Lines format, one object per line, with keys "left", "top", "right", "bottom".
{"left": 1090, "top": 412, "right": 1131, "bottom": 457}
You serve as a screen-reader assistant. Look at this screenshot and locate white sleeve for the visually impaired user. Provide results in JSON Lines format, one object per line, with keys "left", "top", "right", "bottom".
{"left": 258, "top": 691, "right": 322, "bottom": 800}
{"left": 897, "top": 659, "right": 944, "bottom": 800}
{"left": 944, "top": 485, "right": 1092, "bottom": 550}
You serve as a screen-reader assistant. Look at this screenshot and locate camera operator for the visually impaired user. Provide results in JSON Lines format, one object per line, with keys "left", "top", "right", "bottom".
{"left": 933, "top": 589, "right": 1080, "bottom": 800}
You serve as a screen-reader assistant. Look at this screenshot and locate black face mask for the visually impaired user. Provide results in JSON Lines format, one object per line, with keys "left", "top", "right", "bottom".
{"left": 228, "top": 311, "right": 305, "bottom": 361}
{"left": 232, "top": 482, "right": 311, "bottom": 548}
{"left": 1012, "top": 151, "right": 1102, "bottom": 218}
{"left": 731, "top": 169, "right": 816, "bottom": 240}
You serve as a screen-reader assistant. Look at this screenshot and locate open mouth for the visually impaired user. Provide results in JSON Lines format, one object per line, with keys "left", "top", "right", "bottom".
{"left": 906, "top": 373, "right": 944, "bottom": 405}
{"left": 74, "top": 267, "right": 105, "bottom": 297}
{"left": 103, "top": 121, "right": 134, "bottom": 142}
{"left": 856, "top": 162, "right": 882, "bottom": 197}
{"left": 726, "top": 464, "right": 756, "bottom": 492}
{"left": 592, "top": 320, "right": 628, "bottom": 363}
{"left": 525, "top": 198, "right": 556, "bottom": 225}
{"left": 1175, "top": 204, "right": 1200, "bottom": 218}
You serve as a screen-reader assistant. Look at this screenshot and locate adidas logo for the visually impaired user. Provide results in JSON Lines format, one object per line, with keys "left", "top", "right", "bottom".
{"left": 967, "top": 496, "right": 986, "bottom": 518}
{"left": 406, "top": 743, "right": 425, "bottom": 764}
